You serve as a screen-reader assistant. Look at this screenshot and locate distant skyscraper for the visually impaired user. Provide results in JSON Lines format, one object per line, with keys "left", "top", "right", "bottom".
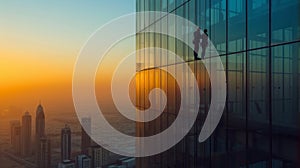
{"left": 89, "top": 145, "right": 114, "bottom": 168}
{"left": 37, "top": 136, "right": 51, "bottom": 168}
{"left": 35, "top": 104, "right": 45, "bottom": 139}
{"left": 35, "top": 103, "right": 45, "bottom": 162}
{"left": 61, "top": 124, "right": 71, "bottom": 161}
{"left": 10, "top": 120, "right": 21, "bottom": 155}
{"left": 81, "top": 117, "right": 91, "bottom": 154}
{"left": 58, "top": 160, "right": 75, "bottom": 168}
{"left": 21, "top": 111, "right": 32, "bottom": 156}
{"left": 76, "top": 154, "right": 91, "bottom": 168}
{"left": 10, "top": 120, "right": 20, "bottom": 145}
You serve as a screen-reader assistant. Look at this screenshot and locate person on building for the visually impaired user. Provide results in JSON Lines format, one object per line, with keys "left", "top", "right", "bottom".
{"left": 193, "top": 27, "right": 201, "bottom": 60}
{"left": 200, "top": 29, "right": 208, "bottom": 59}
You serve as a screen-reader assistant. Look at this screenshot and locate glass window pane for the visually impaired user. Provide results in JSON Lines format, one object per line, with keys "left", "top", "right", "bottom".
{"left": 228, "top": 0, "right": 246, "bottom": 53}
{"left": 248, "top": 0, "right": 269, "bottom": 49}
{"left": 271, "top": 0, "right": 300, "bottom": 44}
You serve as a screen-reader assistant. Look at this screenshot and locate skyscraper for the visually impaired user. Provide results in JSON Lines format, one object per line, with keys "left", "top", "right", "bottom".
{"left": 35, "top": 103, "right": 46, "bottom": 165}
{"left": 89, "top": 145, "right": 115, "bottom": 168}
{"left": 76, "top": 154, "right": 91, "bottom": 168}
{"left": 61, "top": 124, "right": 71, "bottom": 161}
{"left": 35, "top": 103, "right": 45, "bottom": 139}
{"left": 10, "top": 120, "right": 20, "bottom": 145}
{"left": 136, "top": 0, "right": 300, "bottom": 167}
{"left": 81, "top": 117, "right": 91, "bottom": 154}
{"left": 10, "top": 120, "right": 21, "bottom": 155}
{"left": 37, "top": 136, "right": 51, "bottom": 168}
{"left": 21, "top": 111, "right": 32, "bottom": 156}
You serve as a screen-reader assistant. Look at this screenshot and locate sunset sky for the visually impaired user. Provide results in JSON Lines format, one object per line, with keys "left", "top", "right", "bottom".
{"left": 0, "top": 1, "right": 135, "bottom": 117}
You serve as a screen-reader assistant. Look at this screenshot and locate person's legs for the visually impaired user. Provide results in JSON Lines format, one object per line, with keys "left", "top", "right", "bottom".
{"left": 194, "top": 50, "right": 199, "bottom": 60}
{"left": 201, "top": 45, "right": 207, "bottom": 59}
{"left": 194, "top": 45, "right": 200, "bottom": 60}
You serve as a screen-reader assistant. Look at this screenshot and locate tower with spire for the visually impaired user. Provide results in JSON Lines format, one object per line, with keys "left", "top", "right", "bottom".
{"left": 35, "top": 103, "right": 45, "bottom": 139}
{"left": 35, "top": 103, "right": 47, "bottom": 167}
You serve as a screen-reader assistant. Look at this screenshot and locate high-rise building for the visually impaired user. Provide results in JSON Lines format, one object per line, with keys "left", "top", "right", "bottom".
{"left": 61, "top": 124, "right": 71, "bottom": 161}
{"left": 35, "top": 103, "right": 45, "bottom": 139}
{"left": 88, "top": 145, "right": 118, "bottom": 168}
{"left": 10, "top": 120, "right": 21, "bottom": 155}
{"left": 21, "top": 111, "right": 32, "bottom": 156}
{"left": 37, "top": 136, "right": 51, "bottom": 168}
{"left": 136, "top": 0, "right": 300, "bottom": 167}
{"left": 10, "top": 120, "right": 20, "bottom": 145}
{"left": 58, "top": 160, "right": 75, "bottom": 168}
{"left": 81, "top": 117, "right": 91, "bottom": 154}
{"left": 35, "top": 103, "right": 45, "bottom": 163}
{"left": 76, "top": 154, "right": 91, "bottom": 168}
{"left": 90, "top": 146, "right": 105, "bottom": 168}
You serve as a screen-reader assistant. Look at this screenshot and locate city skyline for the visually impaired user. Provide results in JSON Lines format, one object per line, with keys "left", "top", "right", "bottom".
{"left": 6, "top": 103, "right": 134, "bottom": 167}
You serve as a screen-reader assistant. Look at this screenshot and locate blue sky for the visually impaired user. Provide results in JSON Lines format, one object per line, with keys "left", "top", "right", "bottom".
{"left": 0, "top": 1, "right": 135, "bottom": 45}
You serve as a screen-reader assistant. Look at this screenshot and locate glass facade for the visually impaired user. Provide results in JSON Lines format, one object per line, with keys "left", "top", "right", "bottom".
{"left": 136, "top": 0, "right": 300, "bottom": 167}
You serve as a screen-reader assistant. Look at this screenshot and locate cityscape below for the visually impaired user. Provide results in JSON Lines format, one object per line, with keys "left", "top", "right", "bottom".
{"left": 2, "top": 103, "right": 135, "bottom": 168}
